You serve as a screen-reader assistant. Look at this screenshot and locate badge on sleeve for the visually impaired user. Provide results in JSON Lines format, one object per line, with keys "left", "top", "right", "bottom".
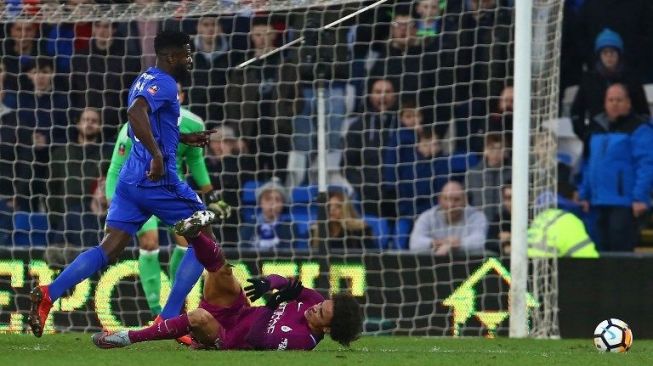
{"left": 147, "top": 85, "right": 159, "bottom": 95}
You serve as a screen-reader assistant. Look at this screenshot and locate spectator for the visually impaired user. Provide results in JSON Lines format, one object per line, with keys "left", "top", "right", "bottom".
{"left": 579, "top": 83, "right": 653, "bottom": 252}
{"left": 225, "top": 17, "right": 298, "bottom": 182}
{"left": 47, "top": 107, "right": 110, "bottom": 245}
{"left": 570, "top": 28, "right": 648, "bottom": 143}
{"left": 43, "top": 0, "right": 93, "bottom": 73}
{"left": 456, "top": 84, "right": 514, "bottom": 154}
{"left": 341, "top": 78, "right": 398, "bottom": 218}
{"left": 486, "top": 183, "right": 512, "bottom": 255}
{"left": 121, "top": 0, "right": 162, "bottom": 70}
{"left": 466, "top": 133, "right": 511, "bottom": 223}
{"left": 0, "top": 62, "right": 19, "bottom": 197}
{"left": 189, "top": 15, "right": 233, "bottom": 123}
{"left": 2, "top": 21, "right": 41, "bottom": 107}
{"left": 575, "top": 0, "right": 653, "bottom": 83}
{"left": 16, "top": 58, "right": 69, "bottom": 145}
{"left": 414, "top": 0, "right": 441, "bottom": 37}
{"left": 310, "top": 189, "right": 375, "bottom": 252}
{"left": 397, "top": 128, "right": 450, "bottom": 217}
{"left": 368, "top": 8, "right": 437, "bottom": 116}
{"left": 240, "top": 178, "right": 294, "bottom": 250}
{"left": 205, "top": 125, "right": 255, "bottom": 246}
{"left": 70, "top": 20, "right": 141, "bottom": 140}
{"left": 409, "top": 180, "right": 488, "bottom": 255}
{"left": 460, "top": 0, "right": 513, "bottom": 100}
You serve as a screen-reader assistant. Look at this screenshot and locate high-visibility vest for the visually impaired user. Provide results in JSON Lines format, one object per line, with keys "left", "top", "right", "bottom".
{"left": 527, "top": 209, "right": 600, "bottom": 258}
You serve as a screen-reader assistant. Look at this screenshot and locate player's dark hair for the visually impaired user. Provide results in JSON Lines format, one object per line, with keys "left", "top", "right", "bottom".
{"left": 329, "top": 293, "right": 362, "bottom": 347}
{"left": 154, "top": 30, "right": 190, "bottom": 56}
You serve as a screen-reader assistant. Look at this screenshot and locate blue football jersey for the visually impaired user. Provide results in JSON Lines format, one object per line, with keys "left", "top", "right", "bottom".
{"left": 120, "top": 67, "right": 181, "bottom": 187}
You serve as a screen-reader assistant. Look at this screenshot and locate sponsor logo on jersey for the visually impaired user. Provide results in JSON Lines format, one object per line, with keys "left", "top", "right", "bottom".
{"left": 267, "top": 302, "right": 287, "bottom": 334}
{"left": 277, "top": 338, "right": 288, "bottom": 350}
{"left": 281, "top": 326, "right": 292, "bottom": 333}
{"left": 147, "top": 85, "right": 159, "bottom": 95}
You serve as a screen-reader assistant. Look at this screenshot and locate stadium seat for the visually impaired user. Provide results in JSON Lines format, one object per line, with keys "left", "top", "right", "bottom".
{"left": 394, "top": 218, "right": 413, "bottom": 250}
{"left": 363, "top": 215, "right": 391, "bottom": 249}
{"left": 13, "top": 212, "right": 48, "bottom": 246}
{"left": 241, "top": 180, "right": 264, "bottom": 224}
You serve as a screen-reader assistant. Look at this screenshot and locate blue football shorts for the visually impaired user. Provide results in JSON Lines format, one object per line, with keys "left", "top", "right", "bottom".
{"left": 106, "top": 180, "right": 206, "bottom": 235}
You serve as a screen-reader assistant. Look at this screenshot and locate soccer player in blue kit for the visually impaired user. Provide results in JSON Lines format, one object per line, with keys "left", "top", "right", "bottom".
{"left": 28, "top": 30, "right": 228, "bottom": 338}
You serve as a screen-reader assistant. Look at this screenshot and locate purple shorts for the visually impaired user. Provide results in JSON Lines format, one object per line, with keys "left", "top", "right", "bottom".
{"left": 199, "top": 291, "right": 263, "bottom": 350}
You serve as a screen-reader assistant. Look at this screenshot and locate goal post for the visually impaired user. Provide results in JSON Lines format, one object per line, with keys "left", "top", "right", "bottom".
{"left": 0, "top": 0, "right": 562, "bottom": 338}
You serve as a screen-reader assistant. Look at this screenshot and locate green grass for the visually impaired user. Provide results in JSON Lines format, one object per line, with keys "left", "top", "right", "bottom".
{"left": 1, "top": 334, "right": 652, "bottom": 366}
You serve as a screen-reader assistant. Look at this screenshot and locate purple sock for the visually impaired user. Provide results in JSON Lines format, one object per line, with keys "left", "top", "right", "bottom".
{"left": 128, "top": 314, "right": 191, "bottom": 343}
{"left": 188, "top": 232, "right": 225, "bottom": 272}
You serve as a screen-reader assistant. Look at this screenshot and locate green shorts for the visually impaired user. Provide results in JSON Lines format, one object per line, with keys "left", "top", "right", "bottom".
{"left": 136, "top": 216, "right": 160, "bottom": 236}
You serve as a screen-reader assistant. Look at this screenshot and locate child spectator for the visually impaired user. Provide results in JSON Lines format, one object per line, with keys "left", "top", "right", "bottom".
{"left": 240, "top": 178, "right": 294, "bottom": 250}
{"left": 466, "top": 133, "right": 511, "bottom": 223}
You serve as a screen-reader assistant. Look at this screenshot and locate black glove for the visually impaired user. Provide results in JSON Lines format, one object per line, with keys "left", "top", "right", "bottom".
{"left": 244, "top": 277, "right": 271, "bottom": 303}
{"left": 205, "top": 190, "right": 231, "bottom": 220}
{"left": 265, "top": 279, "right": 304, "bottom": 310}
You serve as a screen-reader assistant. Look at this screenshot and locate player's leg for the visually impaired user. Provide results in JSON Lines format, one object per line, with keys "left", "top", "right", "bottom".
{"left": 29, "top": 181, "right": 148, "bottom": 337}
{"left": 168, "top": 233, "right": 188, "bottom": 283}
{"left": 136, "top": 216, "right": 162, "bottom": 316}
{"left": 150, "top": 183, "right": 207, "bottom": 322}
{"left": 30, "top": 227, "right": 133, "bottom": 337}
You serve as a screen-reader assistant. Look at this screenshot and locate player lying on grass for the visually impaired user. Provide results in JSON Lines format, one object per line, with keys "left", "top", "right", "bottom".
{"left": 28, "top": 30, "right": 229, "bottom": 339}
{"left": 92, "top": 222, "right": 363, "bottom": 350}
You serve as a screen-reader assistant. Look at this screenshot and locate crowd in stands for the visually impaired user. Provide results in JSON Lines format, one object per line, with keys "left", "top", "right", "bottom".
{"left": 2, "top": 0, "right": 653, "bottom": 255}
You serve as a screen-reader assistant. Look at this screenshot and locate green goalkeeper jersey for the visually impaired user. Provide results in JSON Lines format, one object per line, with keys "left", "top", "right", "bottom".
{"left": 105, "top": 108, "right": 211, "bottom": 200}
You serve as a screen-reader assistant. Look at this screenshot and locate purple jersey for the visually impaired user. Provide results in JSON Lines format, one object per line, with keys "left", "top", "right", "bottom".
{"left": 250, "top": 293, "right": 325, "bottom": 350}
{"left": 200, "top": 275, "right": 325, "bottom": 351}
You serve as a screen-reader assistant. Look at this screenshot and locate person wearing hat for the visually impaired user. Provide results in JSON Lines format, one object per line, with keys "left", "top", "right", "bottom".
{"left": 570, "top": 28, "right": 648, "bottom": 144}
{"left": 240, "top": 177, "right": 294, "bottom": 250}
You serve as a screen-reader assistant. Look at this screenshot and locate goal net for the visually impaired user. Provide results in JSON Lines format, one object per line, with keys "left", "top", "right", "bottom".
{"left": 0, "top": 0, "right": 561, "bottom": 338}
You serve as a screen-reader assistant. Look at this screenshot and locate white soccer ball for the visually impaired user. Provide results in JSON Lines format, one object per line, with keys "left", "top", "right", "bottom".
{"left": 593, "top": 318, "right": 633, "bottom": 353}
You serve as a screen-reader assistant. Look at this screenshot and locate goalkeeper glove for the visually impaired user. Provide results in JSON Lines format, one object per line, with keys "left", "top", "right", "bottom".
{"left": 244, "top": 277, "right": 271, "bottom": 303}
{"left": 205, "top": 190, "right": 232, "bottom": 220}
{"left": 265, "top": 279, "right": 304, "bottom": 310}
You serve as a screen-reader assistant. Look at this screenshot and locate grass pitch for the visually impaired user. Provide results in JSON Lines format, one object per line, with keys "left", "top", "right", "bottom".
{"left": 1, "top": 334, "right": 652, "bottom": 366}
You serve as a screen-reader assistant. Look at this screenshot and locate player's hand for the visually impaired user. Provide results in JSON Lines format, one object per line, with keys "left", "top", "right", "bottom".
{"left": 147, "top": 155, "right": 164, "bottom": 181}
{"left": 244, "top": 277, "right": 271, "bottom": 303}
{"left": 205, "top": 190, "right": 232, "bottom": 220}
{"left": 265, "top": 279, "right": 304, "bottom": 310}
{"left": 180, "top": 130, "right": 217, "bottom": 147}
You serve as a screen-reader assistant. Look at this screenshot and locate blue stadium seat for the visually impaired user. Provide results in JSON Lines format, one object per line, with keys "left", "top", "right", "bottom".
{"left": 394, "top": 217, "right": 413, "bottom": 250}
{"left": 241, "top": 180, "right": 264, "bottom": 224}
{"left": 13, "top": 212, "right": 48, "bottom": 246}
{"left": 286, "top": 211, "right": 312, "bottom": 250}
{"left": 363, "top": 215, "right": 391, "bottom": 249}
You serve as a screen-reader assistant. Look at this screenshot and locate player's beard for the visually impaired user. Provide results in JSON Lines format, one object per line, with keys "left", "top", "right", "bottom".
{"left": 172, "top": 64, "right": 191, "bottom": 83}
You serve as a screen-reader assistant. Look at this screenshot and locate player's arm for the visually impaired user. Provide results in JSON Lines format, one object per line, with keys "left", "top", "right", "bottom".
{"left": 127, "top": 97, "right": 163, "bottom": 180}
{"left": 185, "top": 144, "right": 212, "bottom": 193}
{"left": 246, "top": 275, "right": 324, "bottom": 304}
{"left": 105, "top": 125, "right": 132, "bottom": 202}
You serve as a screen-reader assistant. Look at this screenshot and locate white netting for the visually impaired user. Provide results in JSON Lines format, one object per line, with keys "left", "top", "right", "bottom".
{"left": 0, "top": 0, "right": 560, "bottom": 337}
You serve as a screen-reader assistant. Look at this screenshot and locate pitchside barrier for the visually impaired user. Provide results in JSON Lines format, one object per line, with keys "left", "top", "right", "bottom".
{"left": 0, "top": 248, "right": 649, "bottom": 339}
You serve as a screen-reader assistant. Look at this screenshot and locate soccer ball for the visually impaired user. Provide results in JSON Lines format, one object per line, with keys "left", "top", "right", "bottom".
{"left": 593, "top": 319, "right": 633, "bottom": 353}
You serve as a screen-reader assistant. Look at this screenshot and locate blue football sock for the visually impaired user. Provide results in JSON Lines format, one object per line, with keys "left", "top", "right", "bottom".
{"left": 48, "top": 246, "right": 109, "bottom": 302}
{"left": 160, "top": 247, "right": 204, "bottom": 319}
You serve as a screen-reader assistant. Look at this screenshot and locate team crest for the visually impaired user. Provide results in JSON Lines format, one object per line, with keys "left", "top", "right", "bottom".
{"left": 147, "top": 85, "right": 159, "bottom": 95}
{"left": 118, "top": 143, "right": 126, "bottom": 156}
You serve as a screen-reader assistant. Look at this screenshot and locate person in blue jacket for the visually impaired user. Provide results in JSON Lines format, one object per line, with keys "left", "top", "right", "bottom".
{"left": 579, "top": 83, "right": 653, "bottom": 252}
